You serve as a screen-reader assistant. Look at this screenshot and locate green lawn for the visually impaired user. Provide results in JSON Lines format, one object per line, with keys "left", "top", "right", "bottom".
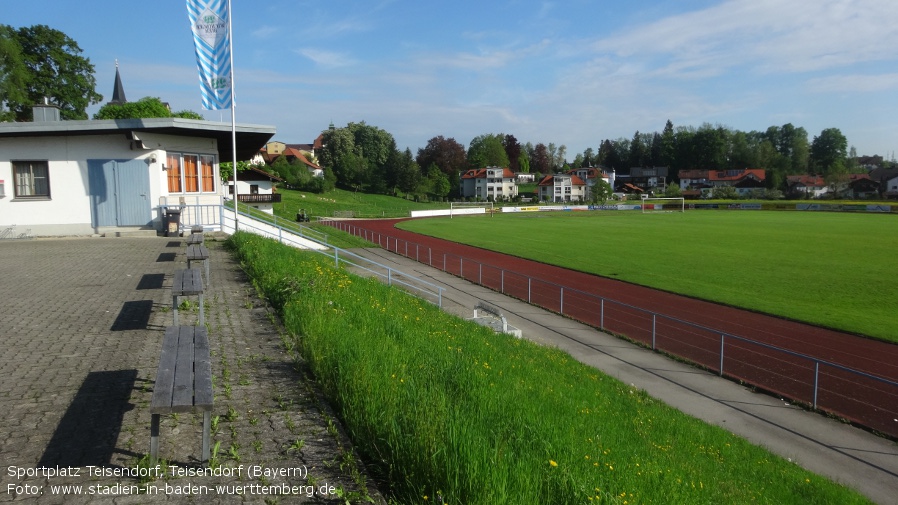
{"left": 229, "top": 232, "right": 873, "bottom": 505}
{"left": 398, "top": 211, "right": 898, "bottom": 343}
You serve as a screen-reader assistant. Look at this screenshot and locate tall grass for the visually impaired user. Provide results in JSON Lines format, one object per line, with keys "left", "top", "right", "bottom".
{"left": 228, "top": 232, "right": 871, "bottom": 504}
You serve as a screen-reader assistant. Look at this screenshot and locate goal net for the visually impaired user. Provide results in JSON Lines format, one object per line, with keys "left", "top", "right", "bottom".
{"left": 450, "top": 201, "right": 495, "bottom": 218}
{"left": 640, "top": 196, "right": 685, "bottom": 213}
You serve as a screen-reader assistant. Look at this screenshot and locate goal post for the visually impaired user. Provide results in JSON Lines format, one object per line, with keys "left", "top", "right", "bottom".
{"left": 449, "top": 201, "right": 494, "bottom": 218}
{"left": 640, "top": 195, "right": 685, "bottom": 213}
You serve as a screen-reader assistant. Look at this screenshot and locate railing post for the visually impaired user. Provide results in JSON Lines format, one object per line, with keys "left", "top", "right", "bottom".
{"left": 560, "top": 287, "right": 564, "bottom": 314}
{"left": 479, "top": 263, "right": 482, "bottom": 285}
{"left": 501, "top": 270, "right": 504, "bottom": 293}
{"left": 388, "top": 268, "right": 392, "bottom": 286}
{"left": 528, "top": 278, "right": 531, "bottom": 303}
{"left": 719, "top": 335, "right": 725, "bottom": 376}
{"left": 335, "top": 248, "right": 339, "bottom": 268}
{"left": 443, "top": 254, "right": 446, "bottom": 272}
{"left": 600, "top": 299, "right": 604, "bottom": 328}
{"left": 813, "top": 361, "right": 820, "bottom": 409}
{"left": 652, "top": 315, "right": 656, "bottom": 350}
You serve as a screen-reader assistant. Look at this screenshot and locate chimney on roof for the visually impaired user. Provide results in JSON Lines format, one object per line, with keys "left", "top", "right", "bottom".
{"left": 32, "top": 98, "right": 61, "bottom": 122}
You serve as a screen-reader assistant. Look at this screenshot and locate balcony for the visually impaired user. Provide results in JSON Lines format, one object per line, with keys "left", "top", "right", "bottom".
{"left": 237, "top": 193, "right": 282, "bottom": 204}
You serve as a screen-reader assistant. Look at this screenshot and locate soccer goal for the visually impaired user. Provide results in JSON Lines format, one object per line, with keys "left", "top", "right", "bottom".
{"left": 450, "top": 201, "right": 494, "bottom": 218}
{"left": 640, "top": 195, "right": 685, "bottom": 213}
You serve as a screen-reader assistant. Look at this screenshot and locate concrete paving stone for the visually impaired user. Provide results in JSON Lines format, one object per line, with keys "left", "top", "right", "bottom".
{"left": 0, "top": 237, "right": 386, "bottom": 505}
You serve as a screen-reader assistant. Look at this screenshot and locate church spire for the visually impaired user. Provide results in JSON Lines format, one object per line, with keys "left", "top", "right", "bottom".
{"left": 108, "top": 60, "right": 127, "bottom": 105}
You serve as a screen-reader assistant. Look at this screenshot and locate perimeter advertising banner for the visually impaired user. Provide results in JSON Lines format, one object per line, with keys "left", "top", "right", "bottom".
{"left": 186, "top": 0, "right": 232, "bottom": 110}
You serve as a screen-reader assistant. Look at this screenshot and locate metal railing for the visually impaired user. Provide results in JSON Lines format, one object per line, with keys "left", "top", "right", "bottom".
{"left": 217, "top": 208, "right": 444, "bottom": 308}
{"left": 322, "top": 219, "right": 898, "bottom": 440}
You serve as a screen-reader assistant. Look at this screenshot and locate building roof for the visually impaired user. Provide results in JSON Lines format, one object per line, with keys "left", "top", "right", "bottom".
{"left": 0, "top": 117, "right": 276, "bottom": 161}
{"left": 536, "top": 174, "right": 587, "bottom": 186}
{"left": 786, "top": 175, "right": 826, "bottom": 188}
{"left": 235, "top": 166, "right": 284, "bottom": 182}
{"left": 461, "top": 167, "right": 516, "bottom": 179}
{"left": 566, "top": 167, "right": 609, "bottom": 180}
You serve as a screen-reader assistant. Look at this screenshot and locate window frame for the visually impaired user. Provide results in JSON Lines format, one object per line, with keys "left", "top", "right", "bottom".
{"left": 12, "top": 160, "right": 51, "bottom": 199}
{"left": 166, "top": 152, "right": 218, "bottom": 195}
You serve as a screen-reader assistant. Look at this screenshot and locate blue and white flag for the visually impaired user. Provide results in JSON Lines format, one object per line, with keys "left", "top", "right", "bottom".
{"left": 186, "top": 0, "right": 232, "bottom": 110}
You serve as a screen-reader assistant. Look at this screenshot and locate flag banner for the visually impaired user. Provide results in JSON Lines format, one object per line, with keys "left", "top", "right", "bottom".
{"left": 186, "top": 0, "right": 232, "bottom": 110}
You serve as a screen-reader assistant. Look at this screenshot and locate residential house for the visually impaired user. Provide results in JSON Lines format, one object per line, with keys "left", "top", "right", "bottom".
{"left": 459, "top": 167, "right": 518, "bottom": 200}
{"left": 614, "top": 166, "right": 669, "bottom": 193}
{"left": 679, "top": 168, "right": 766, "bottom": 198}
{"left": 786, "top": 175, "right": 828, "bottom": 199}
{"left": 844, "top": 174, "right": 879, "bottom": 199}
{"left": 260, "top": 141, "right": 323, "bottom": 177}
{"left": 231, "top": 166, "right": 284, "bottom": 214}
{"left": 868, "top": 167, "right": 898, "bottom": 198}
{"left": 566, "top": 166, "right": 615, "bottom": 201}
{"left": 0, "top": 103, "right": 275, "bottom": 236}
{"left": 537, "top": 173, "right": 587, "bottom": 202}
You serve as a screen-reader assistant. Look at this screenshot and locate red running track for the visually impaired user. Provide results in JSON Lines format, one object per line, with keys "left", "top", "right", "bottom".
{"left": 334, "top": 218, "right": 898, "bottom": 439}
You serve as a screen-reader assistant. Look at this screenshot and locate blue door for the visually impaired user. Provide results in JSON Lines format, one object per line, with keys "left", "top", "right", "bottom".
{"left": 88, "top": 159, "right": 152, "bottom": 227}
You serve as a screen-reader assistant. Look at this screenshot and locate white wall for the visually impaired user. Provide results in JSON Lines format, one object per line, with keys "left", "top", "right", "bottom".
{"left": 0, "top": 133, "right": 219, "bottom": 236}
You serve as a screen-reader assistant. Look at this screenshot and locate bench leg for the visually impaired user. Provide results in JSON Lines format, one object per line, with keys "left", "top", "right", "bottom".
{"left": 172, "top": 296, "right": 180, "bottom": 326}
{"left": 204, "top": 259, "right": 210, "bottom": 289}
{"left": 198, "top": 293, "right": 205, "bottom": 327}
{"left": 150, "top": 414, "right": 160, "bottom": 461}
{"left": 202, "top": 411, "right": 211, "bottom": 463}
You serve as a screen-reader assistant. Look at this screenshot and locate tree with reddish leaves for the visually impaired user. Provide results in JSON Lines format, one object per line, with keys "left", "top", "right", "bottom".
{"left": 503, "top": 134, "right": 521, "bottom": 172}
{"left": 532, "top": 143, "right": 551, "bottom": 175}
{"left": 416, "top": 136, "right": 467, "bottom": 177}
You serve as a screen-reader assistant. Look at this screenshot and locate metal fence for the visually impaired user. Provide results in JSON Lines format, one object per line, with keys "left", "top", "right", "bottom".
{"left": 209, "top": 207, "right": 445, "bottom": 308}
{"left": 322, "top": 219, "right": 898, "bottom": 440}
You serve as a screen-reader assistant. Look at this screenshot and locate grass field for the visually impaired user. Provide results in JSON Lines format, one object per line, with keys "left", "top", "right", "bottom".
{"left": 397, "top": 211, "right": 898, "bottom": 343}
{"left": 228, "top": 232, "right": 873, "bottom": 505}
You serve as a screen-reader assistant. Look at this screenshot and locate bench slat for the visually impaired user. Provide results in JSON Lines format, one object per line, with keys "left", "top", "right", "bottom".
{"left": 173, "top": 268, "right": 204, "bottom": 295}
{"left": 186, "top": 245, "right": 209, "bottom": 261}
{"left": 171, "top": 327, "right": 196, "bottom": 412}
{"left": 194, "top": 330, "right": 213, "bottom": 410}
{"left": 150, "top": 326, "right": 212, "bottom": 414}
{"left": 149, "top": 327, "right": 180, "bottom": 413}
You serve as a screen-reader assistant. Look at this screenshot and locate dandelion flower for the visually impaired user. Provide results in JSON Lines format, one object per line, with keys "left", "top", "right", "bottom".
{"left": 549, "top": 460, "right": 558, "bottom": 467}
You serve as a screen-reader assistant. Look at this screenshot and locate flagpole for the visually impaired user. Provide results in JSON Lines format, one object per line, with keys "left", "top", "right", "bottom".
{"left": 228, "top": 0, "right": 238, "bottom": 232}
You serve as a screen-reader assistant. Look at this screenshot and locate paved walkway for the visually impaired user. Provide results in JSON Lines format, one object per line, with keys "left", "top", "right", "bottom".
{"left": 348, "top": 247, "right": 898, "bottom": 505}
{"left": 0, "top": 236, "right": 384, "bottom": 504}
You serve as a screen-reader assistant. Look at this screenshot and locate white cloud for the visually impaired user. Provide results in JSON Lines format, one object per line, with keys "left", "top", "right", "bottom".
{"left": 591, "top": 0, "right": 898, "bottom": 77}
{"left": 294, "top": 48, "right": 358, "bottom": 68}
{"left": 806, "top": 73, "right": 898, "bottom": 94}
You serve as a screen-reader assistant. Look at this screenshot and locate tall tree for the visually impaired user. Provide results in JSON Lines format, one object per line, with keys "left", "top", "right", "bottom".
{"left": 660, "top": 120, "right": 676, "bottom": 168}
{"left": 0, "top": 25, "right": 28, "bottom": 121}
{"left": 416, "top": 136, "right": 468, "bottom": 176}
{"left": 502, "top": 134, "right": 522, "bottom": 172}
{"left": 3, "top": 25, "right": 102, "bottom": 120}
{"left": 531, "top": 143, "right": 550, "bottom": 175}
{"left": 467, "top": 133, "right": 509, "bottom": 168}
{"left": 811, "top": 127, "right": 848, "bottom": 176}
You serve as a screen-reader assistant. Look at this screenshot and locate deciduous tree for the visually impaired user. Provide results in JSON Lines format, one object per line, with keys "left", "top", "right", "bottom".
{"left": 2, "top": 25, "right": 102, "bottom": 120}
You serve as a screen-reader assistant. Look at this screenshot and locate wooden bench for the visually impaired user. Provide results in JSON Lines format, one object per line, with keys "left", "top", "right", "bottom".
{"left": 150, "top": 325, "right": 213, "bottom": 463}
{"left": 172, "top": 268, "right": 204, "bottom": 326}
{"left": 186, "top": 233, "right": 204, "bottom": 245}
{"left": 186, "top": 244, "right": 210, "bottom": 287}
{"left": 190, "top": 225, "right": 204, "bottom": 234}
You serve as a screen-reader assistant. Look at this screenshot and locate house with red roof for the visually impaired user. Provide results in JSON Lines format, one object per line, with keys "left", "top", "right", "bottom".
{"left": 459, "top": 166, "right": 518, "bottom": 200}
{"left": 679, "top": 168, "right": 766, "bottom": 198}
{"left": 537, "top": 173, "right": 587, "bottom": 202}
{"left": 786, "top": 175, "right": 828, "bottom": 199}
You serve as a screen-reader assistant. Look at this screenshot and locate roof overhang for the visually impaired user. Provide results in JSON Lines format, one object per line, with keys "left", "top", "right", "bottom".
{"left": 0, "top": 117, "right": 276, "bottom": 161}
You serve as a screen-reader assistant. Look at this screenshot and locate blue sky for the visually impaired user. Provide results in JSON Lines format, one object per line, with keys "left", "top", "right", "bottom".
{"left": 6, "top": 0, "right": 898, "bottom": 159}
